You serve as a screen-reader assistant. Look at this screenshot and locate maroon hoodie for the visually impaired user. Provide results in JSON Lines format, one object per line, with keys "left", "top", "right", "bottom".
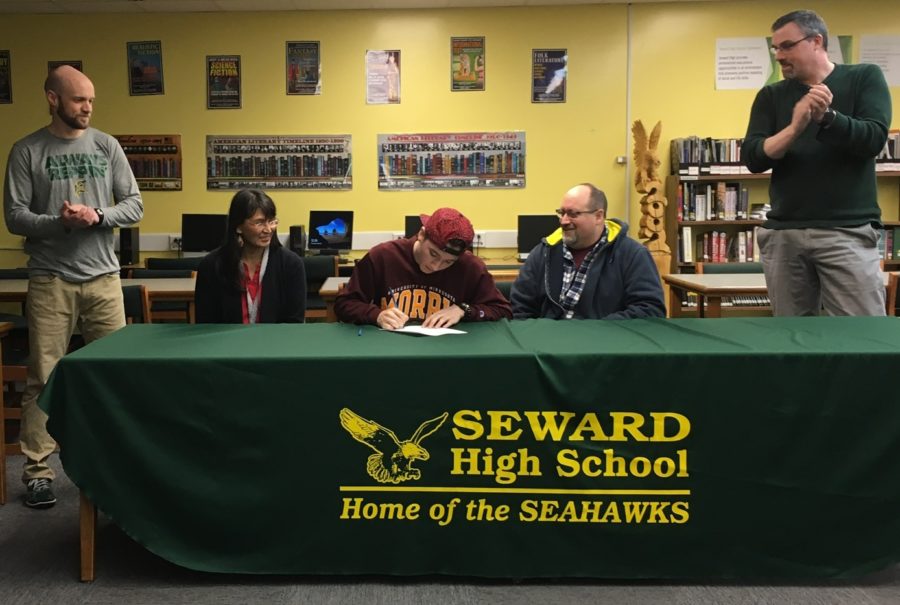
{"left": 335, "top": 237, "right": 512, "bottom": 325}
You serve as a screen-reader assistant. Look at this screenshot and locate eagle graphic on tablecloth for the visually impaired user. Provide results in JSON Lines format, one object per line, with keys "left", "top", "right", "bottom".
{"left": 339, "top": 408, "right": 448, "bottom": 484}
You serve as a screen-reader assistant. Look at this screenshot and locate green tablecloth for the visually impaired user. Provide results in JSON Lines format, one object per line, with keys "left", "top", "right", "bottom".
{"left": 41, "top": 318, "right": 900, "bottom": 578}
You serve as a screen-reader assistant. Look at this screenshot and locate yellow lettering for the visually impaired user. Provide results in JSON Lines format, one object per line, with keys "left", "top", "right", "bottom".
{"left": 486, "top": 411, "right": 522, "bottom": 440}
{"left": 609, "top": 412, "right": 649, "bottom": 441}
{"left": 568, "top": 412, "right": 609, "bottom": 441}
{"left": 451, "top": 410, "right": 483, "bottom": 440}
{"left": 523, "top": 411, "right": 575, "bottom": 441}
{"left": 650, "top": 412, "right": 691, "bottom": 442}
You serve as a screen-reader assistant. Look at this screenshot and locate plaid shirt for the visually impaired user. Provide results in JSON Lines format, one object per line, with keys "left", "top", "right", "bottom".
{"left": 559, "top": 229, "right": 608, "bottom": 319}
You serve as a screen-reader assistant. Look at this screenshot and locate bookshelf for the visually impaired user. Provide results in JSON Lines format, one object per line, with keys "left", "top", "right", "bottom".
{"left": 665, "top": 134, "right": 900, "bottom": 316}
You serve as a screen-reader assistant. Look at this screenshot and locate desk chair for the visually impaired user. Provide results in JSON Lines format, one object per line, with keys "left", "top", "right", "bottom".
{"left": 887, "top": 272, "right": 899, "bottom": 317}
{"left": 301, "top": 255, "right": 338, "bottom": 321}
{"left": 145, "top": 257, "right": 203, "bottom": 271}
{"left": 495, "top": 280, "right": 513, "bottom": 301}
{"left": 122, "top": 285, "right": 151, "bottom": 324}
{"left": 128, "top": 269, "right": 197, "bottom": 322}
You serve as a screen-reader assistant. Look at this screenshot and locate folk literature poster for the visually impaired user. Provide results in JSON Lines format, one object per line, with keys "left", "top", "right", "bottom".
{"left": 48, "top": 60, "right": 83, "bottom": 73}
{"left": 451, "top": 37, "right": 485, "bottom": 92}
{"left": 286, "top": 41, "right": 321, "bottom": 95}
{"left": 207, "top": 134, "right": 352, "bottom": 191}
{"left": 0, "top": 50, "right": 11, "bottom": 104}
{"left": 127, "top": 41, "right": 164, "bottom": 96}
{"left": 366, "top": 50, "right": 400, "bottom": 105}
{"left": 378, "top": 131, "right": 525, "bottom": 190}
{"left": 114, "top": 134, "right": 182, "bottom": 191}
{"left": 531, "top": 49, "right": 567, "bottom": 103}
{"left": 207, "top": 55, "right": 241, "bottom": 109}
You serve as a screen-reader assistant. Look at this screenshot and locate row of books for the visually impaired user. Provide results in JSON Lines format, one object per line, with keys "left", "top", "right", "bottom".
{"left": 679, "top": 226, "right": 759, "bottom": 264}
{"left": 379, "top": 152, "right": 525, "bottom": 177}
{"left": 878, "top": 225, "right": 900, "bottom": 261}
{"left": 670, "top": 136, "right": 761, "bottom": 176}
{"left": 207, "top": 155, "right": 352, "bottom": 178}
{"left": 126, "top": 158, "right": 181, "bottom": 179}
{"left": 676, "top": 181, "right": 752, "bottom": 221}
{"left": 680, "top": 294, "right": 771, "bottom": 309}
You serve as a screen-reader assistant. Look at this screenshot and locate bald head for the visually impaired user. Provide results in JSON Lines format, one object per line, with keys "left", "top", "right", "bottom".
{"left": 45, "top": 65, "right": 94, "bottom": 136}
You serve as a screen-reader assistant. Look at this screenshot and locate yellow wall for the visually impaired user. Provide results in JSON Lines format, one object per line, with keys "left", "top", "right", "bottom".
{"left": 630, "top": 0, "right": 900, "bottom": 222}
{"left": 0, "top": 0, "right": 898, "bottom": 266}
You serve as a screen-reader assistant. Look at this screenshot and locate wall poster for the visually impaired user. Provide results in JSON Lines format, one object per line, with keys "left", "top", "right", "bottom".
{"left": 366, "top": 49, "right": 400, "bottom": 104}
{"left": 451, "top": 37, "right": 485, "bottom": 91}
{"left": 207, "top": 134, "right": 352, "bottom": 190}
{"left": 114, "top": 134, "right": 182, "bottom": 191}
{"left": 0, "top": 50, "right": 11, "bottom": 104}
{"left": 127, "top": 40, "right": 164, "bottom": 96}
{"left": 531, "top": 49, "right": 567, "bottom": 103}
{"left": 286, "top": 41, "right": 321, "bottom": 95}
{"left": 378, "top": 131, "right": 525, "bottom": 190}
{"left": 207, "top": 55, "right": 241, "bottom": 109}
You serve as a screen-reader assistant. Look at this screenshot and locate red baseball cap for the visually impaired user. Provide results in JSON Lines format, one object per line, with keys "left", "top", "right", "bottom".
{"left": 419, "top": 208, "right": 474, "bottom": 256}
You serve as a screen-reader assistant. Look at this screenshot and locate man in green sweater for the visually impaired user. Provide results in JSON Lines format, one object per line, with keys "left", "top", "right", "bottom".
{"left": 743, "top": 9, "right": 891, "bottom": 316}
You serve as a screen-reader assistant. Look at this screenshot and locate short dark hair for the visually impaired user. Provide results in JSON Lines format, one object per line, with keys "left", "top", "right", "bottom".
{"left": 772, "top": 10, "right": 829, "bottom": 51}
{"left": 578, "top": 183, "right": 608, "bottom": 212}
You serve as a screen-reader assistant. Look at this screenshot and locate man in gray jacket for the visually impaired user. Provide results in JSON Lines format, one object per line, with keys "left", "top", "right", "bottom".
{"left": 511, "top": 183, "right": 665, "bottom": 320}
{"left": 3, "top": 65, "right": 143, "bottom": 508}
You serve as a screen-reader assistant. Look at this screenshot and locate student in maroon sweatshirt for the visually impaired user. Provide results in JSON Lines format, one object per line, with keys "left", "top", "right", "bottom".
{"left": 335, "top": 207, "right": 511, "bottom": 329}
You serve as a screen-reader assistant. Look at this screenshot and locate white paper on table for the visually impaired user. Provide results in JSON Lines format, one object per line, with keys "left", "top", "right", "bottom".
{"left": 385, "top": 325, "right": 467, "bottom": 336}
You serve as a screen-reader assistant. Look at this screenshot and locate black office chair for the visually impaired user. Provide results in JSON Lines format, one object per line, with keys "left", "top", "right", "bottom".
{"left": 145, "top": 257, "right": 203, "bottom": 271}
{"left": 128, "top": 268, "right": 196, "bottom": 322}
{"left": 300, "top": 255, "right": 338, "bottom": 321}
{"left": 122, "top": 284, "right": 151, "bottom": 324}
{"left": 495, "top": 280, "right": 513, "bottom": 301}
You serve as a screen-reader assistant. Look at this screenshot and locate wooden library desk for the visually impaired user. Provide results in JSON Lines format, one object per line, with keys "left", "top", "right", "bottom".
{"left": 663, "top": 272, "right": 895, "bottom": 318}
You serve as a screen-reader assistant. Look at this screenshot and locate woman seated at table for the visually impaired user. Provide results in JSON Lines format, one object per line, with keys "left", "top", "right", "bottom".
{"left": 196, "top": 189, "right": 307, "bottom": 323}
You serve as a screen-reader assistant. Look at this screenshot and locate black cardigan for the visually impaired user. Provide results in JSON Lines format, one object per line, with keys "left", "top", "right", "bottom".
{"left": 195, "top": 245, "right": 307, "bottom": 323}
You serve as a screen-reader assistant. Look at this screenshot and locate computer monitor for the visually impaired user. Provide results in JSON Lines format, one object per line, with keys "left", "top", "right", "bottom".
{"left": 404, "top": 215, "right": 422, "bottom": 238}
{"left": 181, "top": 214, "right": 227, "bottom": 253}
{"left": 308, "top": 210, "right": 354, "bottom": 254}
{"left": 517, "top": 214, "right": 559, "bottom": 261}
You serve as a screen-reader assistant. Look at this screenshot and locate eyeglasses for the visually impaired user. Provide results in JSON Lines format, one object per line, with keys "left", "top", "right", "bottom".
{"left": 248, "top": 218, "right": 279, "bottom": 229}
{"left": 555, "top": 208, "right": 599, "bottom": 219}
{"left": 770, "top": 34, "right": 815, "bottom": 54}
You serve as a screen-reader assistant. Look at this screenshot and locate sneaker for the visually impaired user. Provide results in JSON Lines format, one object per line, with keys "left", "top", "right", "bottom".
{"left": 24, "top": 478, "right": 57, "bottom": 509}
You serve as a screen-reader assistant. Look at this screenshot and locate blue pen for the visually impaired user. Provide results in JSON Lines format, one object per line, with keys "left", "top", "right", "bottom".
{"left": 357, "top": 327, "right": 363, "bottom": 336}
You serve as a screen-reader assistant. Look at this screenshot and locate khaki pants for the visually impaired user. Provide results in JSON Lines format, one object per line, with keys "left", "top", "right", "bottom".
{"left": 758, "top": 225, "right": 885, "bottom": 317}
{"left": 20, "top": 273, "right": 125, "bottom": 483}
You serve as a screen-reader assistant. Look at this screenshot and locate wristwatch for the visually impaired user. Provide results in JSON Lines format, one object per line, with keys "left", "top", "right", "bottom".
{"left": 458, "top": 302, "right": 472, "bottom": 318}
{"left": 94, "top": 207, "right": 105, "bottom": 225}
{"left": 818, "top": 107, "right": 837, "bottom": 129}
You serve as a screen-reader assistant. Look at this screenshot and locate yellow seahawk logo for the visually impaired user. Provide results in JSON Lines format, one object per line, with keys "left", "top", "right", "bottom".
{"left": 340, "top": 407, "right": 448, "bottom": 484}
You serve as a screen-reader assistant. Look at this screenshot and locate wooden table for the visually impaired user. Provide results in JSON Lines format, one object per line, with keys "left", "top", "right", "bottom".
{"left": 319, "top": 276, "right": 350, "bottom": 323}
{"left": 663, "top": 272, "right": 894, "bottom": 318}
{"left": 0, "top": 277, "right": 195, "bottom": 304}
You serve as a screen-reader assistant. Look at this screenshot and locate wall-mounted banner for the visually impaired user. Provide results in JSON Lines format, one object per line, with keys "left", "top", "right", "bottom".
{"left": 366, "top": 49, "right": 400, "bottom": 104}
{"left": 286, "top": 41, "right": 321, "bottom": 95}
{"left": 127, "top": 40, "right": 164, "bottom": 96}
{"left": 378, "top": 131, "right": 525, "bottom": 190}
{"left": 114, "top": 134, "right": 182, "bottom": 191}
{"left": 451, "top": 36, "right": 485, "bottom": 92}
{"left": 206, "top": 134, "right": 352, "bottom": 190}
{"left": 207, "top": 55, "right": 241, "bottom": 109}
{"left": 0, "top": 50, "right": 11, "bottom": 104}
{"left": 532, "top": 49, "right": 567, "bottom": 103}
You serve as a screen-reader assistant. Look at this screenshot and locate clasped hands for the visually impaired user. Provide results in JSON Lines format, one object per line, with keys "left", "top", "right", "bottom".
{"left": 792, "top": 83, "right": 832, "bottom": 129}
{"left": 376, "top": 304, "right": 466, "bottom": 330}
{"left": 60, "top": 200, "right": 100, "bottom": 229}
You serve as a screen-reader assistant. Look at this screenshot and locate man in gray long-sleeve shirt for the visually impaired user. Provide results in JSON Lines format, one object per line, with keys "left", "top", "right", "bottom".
{"left": 3, "top": 65, "right": 143, "bottom": 508}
